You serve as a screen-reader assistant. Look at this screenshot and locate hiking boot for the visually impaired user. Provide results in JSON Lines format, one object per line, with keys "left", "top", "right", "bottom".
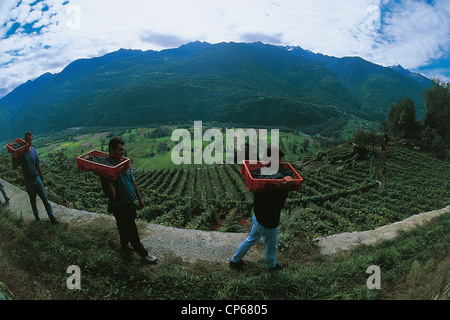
{"left": 268, "top": 263, "right": 287, "bottom": 272}
{"left": 142, "top": 254, "right": 157, "bottom": 264}
{"left": 229, "top": 259, "right": 244, "bottom": 270}
{"left": 4, "top": 197, "right": 10, "bottom": 202}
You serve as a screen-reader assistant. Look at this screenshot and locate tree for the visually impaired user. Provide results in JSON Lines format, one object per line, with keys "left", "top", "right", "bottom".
{"left": 157, "top": 142, "right": 168, "bottom": 152}
{"left": 423, "top": 79, "right": 450, "bottom": 145}
{"left": 353, "top": 130, "right": 381, "bottom": 151}
{"left": 290, "top": 143, "right": 297, "bottom": 154}
{"left": 302, "top": 139, "right": 310, "bottom": 152}
{"left": 352, "top": 130, "right": 381, "bottom": 159}
{"left": 386, "top": 97, "right": 418, "bottom": 138}
{"left": 422, "top": 126, "right": 446, "bottom": 158}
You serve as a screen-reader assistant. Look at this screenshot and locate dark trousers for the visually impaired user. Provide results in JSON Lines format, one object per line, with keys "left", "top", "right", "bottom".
{"left": 110, "top": 203, "right": 148, "bottom": 258}
{"left": 25, "top": 176, "right": 55, "bottom": 221}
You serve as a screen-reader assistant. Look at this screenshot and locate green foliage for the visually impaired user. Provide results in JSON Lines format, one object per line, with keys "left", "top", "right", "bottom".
{"left": 421, "top": 126, "right": 447, "bottom": 157}
{"left": 386, "top": 97, "right": 419, "bottom": 138}
{"left": 352, "top": 130, "right": 383, "bottom": 159}
{"left": 423, "top": 80, "right": 450, "bottom": 144}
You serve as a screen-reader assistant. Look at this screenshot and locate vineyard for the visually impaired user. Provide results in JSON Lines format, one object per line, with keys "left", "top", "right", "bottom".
{"left": 0, "top": 142, "right": 449, "bottom": 238}
{"left": 7, "top": 126, "right": 322, "bottom": 170}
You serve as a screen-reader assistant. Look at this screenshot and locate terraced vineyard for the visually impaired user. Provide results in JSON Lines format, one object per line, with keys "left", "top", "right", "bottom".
{"left": 0, "top": 142, "right": 449, "bottom": 237}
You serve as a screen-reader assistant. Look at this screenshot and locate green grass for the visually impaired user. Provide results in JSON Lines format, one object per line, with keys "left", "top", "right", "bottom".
{"left": 0, "top": 207, "right": 448, "bottom": 300}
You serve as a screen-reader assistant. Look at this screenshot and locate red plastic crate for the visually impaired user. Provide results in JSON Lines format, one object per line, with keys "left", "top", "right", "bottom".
{"left": 239, "top": 219, "right": 249, "bottom": 226}
{"left": 77, "top": 150, "right": 130, "bottom": 180}
{"left": 6, "top": 138, "right": 30, "bottom": 158}
{"left": 240, "top": 160, "right": 303, "bottom": 192}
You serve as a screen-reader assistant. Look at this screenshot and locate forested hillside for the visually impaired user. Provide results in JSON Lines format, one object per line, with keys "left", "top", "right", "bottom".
{"left": 0, "top": 42, "right": 430, "bottom": 141}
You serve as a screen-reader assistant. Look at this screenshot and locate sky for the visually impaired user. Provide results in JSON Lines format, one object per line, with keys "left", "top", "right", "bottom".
{"left": 0, "top": 0, "right": 449, "bottom": 98}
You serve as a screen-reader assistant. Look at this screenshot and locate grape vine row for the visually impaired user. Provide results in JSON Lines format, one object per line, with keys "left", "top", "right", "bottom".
{"left": 0, "top": 143, "right": 448, "bottom": 236}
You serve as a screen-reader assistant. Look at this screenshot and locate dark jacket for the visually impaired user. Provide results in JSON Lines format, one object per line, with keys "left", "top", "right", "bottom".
{"left": 253, "top": 188, "right": 289, "bottom": 228}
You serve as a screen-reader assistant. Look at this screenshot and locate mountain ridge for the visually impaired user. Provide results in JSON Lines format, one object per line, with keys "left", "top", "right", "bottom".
{"left": 388, "top": 64, "right": 432, "bottom": 87}
{"left": 0, "top": 41, "right": 431, "bottom": 141}
{"left": 286, "top": 45, "right": 430, "bottom": 121}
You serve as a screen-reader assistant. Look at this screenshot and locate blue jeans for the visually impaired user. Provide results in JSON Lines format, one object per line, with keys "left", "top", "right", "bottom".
{"left": 25, "top": 176, "right": 55, "bottom": 220}
{"left": 231, "top": 215, "right": 278, "bottom": 268}
{"left": 0, "top": 180, "right": 8, "bottom": 199}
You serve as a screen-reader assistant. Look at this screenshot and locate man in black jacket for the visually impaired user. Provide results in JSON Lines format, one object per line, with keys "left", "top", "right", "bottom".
{"left": 230, "top": 147, "right": 293, "bottom": 271}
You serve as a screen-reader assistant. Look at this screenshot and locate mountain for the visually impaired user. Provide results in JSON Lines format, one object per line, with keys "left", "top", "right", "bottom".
{"left": 2, "top": 42, "right": 360, "bottom": 139}
{"left": 0, "top": 41, "right": 431, "bottom": 141}
{"left": 286, "top": 46, "right": 431, "bottom": 121}
{"left": 0, "top": 102, "right": 10, "bottom": 139}
{"left": 1, "top": 72, "right": 56, "bottom": 116}
{"left": 388, "top": 65, "right": 433, "bottom": 87}
{"left": 0, "top": 72, "right": 56, "bottom": 141}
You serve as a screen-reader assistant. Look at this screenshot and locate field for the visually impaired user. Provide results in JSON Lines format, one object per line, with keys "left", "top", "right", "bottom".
{"left": 1, "top": 131, "right": 449, "bottom": 238}
{"left": 2, "top": 125, "right": 321, "bottom": 170}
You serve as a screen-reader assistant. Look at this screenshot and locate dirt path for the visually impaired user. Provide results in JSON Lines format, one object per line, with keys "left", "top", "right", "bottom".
{"left": 1, "top": 179, "right": 449, "bottom": 263}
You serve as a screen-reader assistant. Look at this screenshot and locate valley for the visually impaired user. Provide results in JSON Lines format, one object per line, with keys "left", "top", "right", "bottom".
{"left": 21, "top": 124, "right": 324, "bottom": 170}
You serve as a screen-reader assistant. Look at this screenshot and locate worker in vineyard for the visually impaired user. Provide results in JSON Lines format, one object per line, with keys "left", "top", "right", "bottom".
{"left": 12, "top": 131, "right": 58, "bottom": 224}
{"left": 0, "top": 179, "right": 10, "bottom": 203}
{"left": 230, "top": 146, "right": 293, "bottom": 272}
{"left": 101, "top": 136, "right": 157, "bottom": 264}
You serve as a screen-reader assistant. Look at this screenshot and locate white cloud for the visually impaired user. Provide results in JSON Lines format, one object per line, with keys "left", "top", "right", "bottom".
{"left": 0, "top": 0, "right": 448, "bottom": 97}
{"left": 368, "top": 0, "right": 450, "bottom": 69}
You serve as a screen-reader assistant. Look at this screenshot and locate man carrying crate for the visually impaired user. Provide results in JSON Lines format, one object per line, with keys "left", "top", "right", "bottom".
{"left": 230, "top": 147, "right": 294, "bottom": 272}
{"left": 101, "top": 137, "right": 157, "bottom": 264}
{"left": 12, "top": 131, "right": 58, "bottom": 224}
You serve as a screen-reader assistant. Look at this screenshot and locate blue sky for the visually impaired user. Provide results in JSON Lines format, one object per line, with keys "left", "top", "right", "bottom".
{"left": 0, "top": 0, "right": 448, "bottom": 98}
